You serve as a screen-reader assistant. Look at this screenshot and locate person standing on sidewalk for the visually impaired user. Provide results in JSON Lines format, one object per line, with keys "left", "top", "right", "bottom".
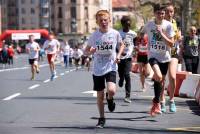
{"left": 182, "top": 26, "right": 199, "bottom": 74}
{"left": 43, "top": 32, "right": 60, "bottom": 81}
{"left": 73, "top": 45, "right": 83, "bottom": 70}
{"left": 118, "top": 16, "right": 137, "bottom": 103}
{"left": 143, "top": 4, "right": 175, "bottom": 116}
{"left": 160, "top": 3, "right": 182, "bottom": 113}
{"left": 7, "top": 44, "right": 15, "bottom": 67}
{"left": 61, "top": 41, "right": 70, "bottom": 68}
{"left": 26, "top": 35, "right": 40, "bottom": 80}
{"left": 84, "top": 10, "right": 125, "bottom": 128}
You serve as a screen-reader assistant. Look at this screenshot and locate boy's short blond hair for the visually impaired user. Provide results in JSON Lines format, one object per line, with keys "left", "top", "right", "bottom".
{"left": 95, "top": 10, "right": 110, "bottom": 20}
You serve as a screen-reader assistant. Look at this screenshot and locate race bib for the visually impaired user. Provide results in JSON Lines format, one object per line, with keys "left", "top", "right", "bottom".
{"left": 96, "top": 43, "right": 113, "bottom": 55}
{"left": 138, "top": 44, "right": 148, "bottom": 53}
{"left": 150, "top": 41, "right": 166, "bottom": 53}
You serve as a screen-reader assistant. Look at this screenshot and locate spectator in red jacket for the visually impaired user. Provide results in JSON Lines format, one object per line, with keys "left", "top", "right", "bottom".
{"left": 7, "top": 45, "right": 15, "bottom": 67}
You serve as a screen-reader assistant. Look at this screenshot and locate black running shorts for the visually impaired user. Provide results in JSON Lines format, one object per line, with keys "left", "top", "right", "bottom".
{"left": 149, "top": 58, "right": 169, "bottom": 75}
{"left": 93, "top": 71, "right": 116, "bottom": 91}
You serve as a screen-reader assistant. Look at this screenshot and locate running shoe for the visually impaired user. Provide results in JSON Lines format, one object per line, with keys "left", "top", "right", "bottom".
{"left": 160, "top": 102, "right": 166, "bottom": 113}
{"left": 30, "top": 76, "right": 34, "bottom": 80}
{"left": 118, "top": 79, "right": 123, "bottom": 87}
{"left": 169, "top": 100, "right": 176, "bottom": 113}
{"left": 36, "top": 68, "right": 40, "bottom": 74}
{"left": 150, "top": 101, "right": 162, "bottom": 117}
{"left": 96, "top": 117, "right": 105, "bottom": 128}
{"left": 106, "top": 93, "right": 116, "bottom": 112}
{"left": 50, "top": 74, "right": 55, "bottom": 81}
{"left": 124, "top": 97, "right": 131, "bottom": 103}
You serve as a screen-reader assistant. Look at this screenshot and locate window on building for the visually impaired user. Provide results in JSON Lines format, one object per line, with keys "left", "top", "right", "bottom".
{"left": 58, "top": 7, "right": 63, "bottom": 18}
{"left": 42, "top": 8, "right": 48, "bottom": 16}
{"left": 21, "top": 8, "right": 26, "bottom": 14}
{"left": 21, "top": 0, "right": 25, "bottom": 4}
{"left": 70, "top": 6, "right": 76, "bottom": 18}
{"left": 31, "top": 8, "right": 35, "bottom": 14}
{"left": 58, "top": 0, "right": 63, "bottom": 3}
{"left": 31, "top": 0, "right": 35, "bottom": 4}
{"left": 58, "top": 21, "right": 63, "bottom": 33}
{"left": 22, "top": 18, "right": 26, "bottom": 24}
{"left": 84, "top": 6, "right": 88, "bottom": 19}
{"left": 71, "top": 0, "right": 76, "bottom": 3}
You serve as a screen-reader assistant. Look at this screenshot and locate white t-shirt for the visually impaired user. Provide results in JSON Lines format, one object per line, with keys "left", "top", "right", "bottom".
{"left": 119, "top": 29, "right": 137, "bottom": 59}
{"left": 88, "top": 28, "right": 122, "bottom": 76}
{"left": 144, "top": 19, "right": 175, "bottom": 63}
{"left": 62, "top": 44, "right": 70, "bottom": 55}
{"left": 73, "top": 49, "right": 83, "bottom": 59}
{"left": 43, "top": 39, "right": 60, "bottom": 54}
{"left": 69, "top": 48, "right": 74, "bottom": 58}
{"left": 26, "top": 41, "right": 40, "bottom": 59}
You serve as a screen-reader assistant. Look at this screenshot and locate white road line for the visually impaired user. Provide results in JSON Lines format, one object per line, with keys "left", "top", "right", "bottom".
{"left": 0, "top": 63, "right": 58, "bottom": 73}
{"left": 28, "top": 84, "right": 40, "bottom": 90}
{"left": 60, "top": 73, "right": 65, "bottom": 76}
{"left": 82, "top": 90, "right": 97, "bottom": 97}
{"left": 3, "top": 93, "right": 21, "bottom": 101}
{"left": 43, "top": 79, "right": 50, "bottom": 83}
{"left": 0, "top": 67, "right": 28, "bottom": 72}
{"left": 65, "top": 71, "right": 69, "bottom": 73}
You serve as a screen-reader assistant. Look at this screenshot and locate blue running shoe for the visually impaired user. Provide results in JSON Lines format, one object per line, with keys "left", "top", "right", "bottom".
{"left": 169, "top": 100, "right": 176, "bottom": 113}
{"left": 50, "top": 74, "right": 55, "bottom": 81}
{"left": 160, "top": 102, "right": 166, "bottom": 113}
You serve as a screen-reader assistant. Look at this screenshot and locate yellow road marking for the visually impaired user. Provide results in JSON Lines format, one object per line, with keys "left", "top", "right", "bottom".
{"left": 167, "top": 127, "right": 200, "bottom": 132}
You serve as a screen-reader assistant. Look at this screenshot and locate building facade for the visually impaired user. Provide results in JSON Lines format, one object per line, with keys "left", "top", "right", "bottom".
{"left": 0, "top": 0, "right": 112, "bottom": 39}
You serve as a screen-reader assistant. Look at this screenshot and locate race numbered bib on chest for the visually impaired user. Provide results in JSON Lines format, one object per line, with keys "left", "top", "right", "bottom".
{"left": 150, "top": 41, "right": 166, "bottom": 53}
{"left": 139, "top": 44, "right": 148, "bottom": 53}
{"left": 95, "top": 37, "right": 114, "bottom": 55}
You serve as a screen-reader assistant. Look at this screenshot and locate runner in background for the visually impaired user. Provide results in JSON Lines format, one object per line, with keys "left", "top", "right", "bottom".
{"left": 73, "top": 45, "right": 83, "bottom": 70}
{"left": 26, "top": 35, "right": 40, "bottom": 80}
{"left": 84, "top": 10, "right": 125, "bottom": 128}
{"left": 43, "top": 32, "right": 60, "bottom": 81}
{"left": 135, "top": 27, "right": 151, "bottom": 92}
{"left": 118, "top": 16, "right": 137, "bottom": 103}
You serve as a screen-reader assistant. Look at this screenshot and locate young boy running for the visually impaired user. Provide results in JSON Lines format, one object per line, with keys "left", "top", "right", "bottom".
{"left": 143, "top": 4, "right": 175, "bottom": 116}
{"left": 43, "top": 33, "right": 60, "bottom": 81}
{"left": 84, "top": 10, "right": 125, "bottom": 128}
{"left": 26, "top": 35, "right": 40, "bottom": 80}
{"left": 118, "top": 16, "right": 137, "bottom": 103}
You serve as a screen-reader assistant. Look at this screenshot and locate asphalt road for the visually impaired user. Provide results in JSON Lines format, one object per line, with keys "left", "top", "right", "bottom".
{"left": 0, "top": 54, "right": 199, "bottom": 134}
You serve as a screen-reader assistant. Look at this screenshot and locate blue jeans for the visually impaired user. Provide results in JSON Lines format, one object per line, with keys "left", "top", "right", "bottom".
{"left": 63, "top": 55, "right": 69, "bottom": 67}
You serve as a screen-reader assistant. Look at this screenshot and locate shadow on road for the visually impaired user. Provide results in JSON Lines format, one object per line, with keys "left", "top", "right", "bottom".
{"left": 186, "top": 100, "right": 200, "bottom": 116}
{"left": 33, "top": 125, "right": 199, "bottom": 134}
